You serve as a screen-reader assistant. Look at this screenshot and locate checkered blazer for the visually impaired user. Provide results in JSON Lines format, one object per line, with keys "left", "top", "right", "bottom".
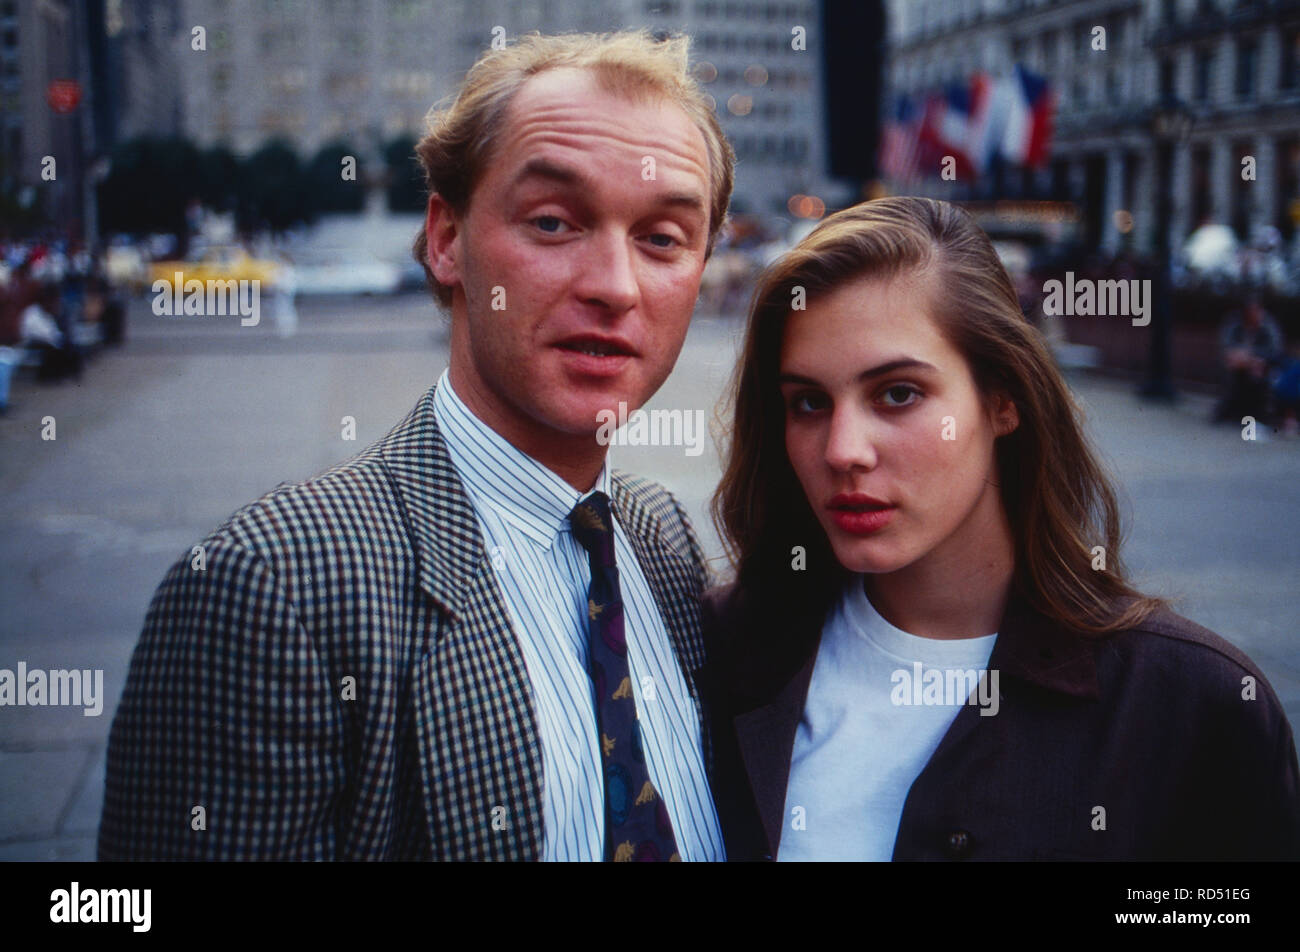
{"left": 98, "top": 382, "right": 712, "bottom": 861}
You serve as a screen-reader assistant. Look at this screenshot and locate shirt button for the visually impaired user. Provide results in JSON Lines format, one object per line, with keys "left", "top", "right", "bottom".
{"left": 945, "top": 829, "right": 974, "bottom": 858}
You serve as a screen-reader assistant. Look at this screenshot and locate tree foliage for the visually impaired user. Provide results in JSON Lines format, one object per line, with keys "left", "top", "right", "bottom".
{"left": 384, "top": 136, "right": 425, "bottom": 213}
{"left": 308, "top": 141, "right": 365, "bottom": 215}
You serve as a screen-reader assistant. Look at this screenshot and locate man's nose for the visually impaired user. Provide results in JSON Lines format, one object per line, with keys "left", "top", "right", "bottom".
{"left": 575, "top": 229, "right": 640, "bottom": 314}
{"left": 823, "top": 404, "right": 878, "bottom": 472}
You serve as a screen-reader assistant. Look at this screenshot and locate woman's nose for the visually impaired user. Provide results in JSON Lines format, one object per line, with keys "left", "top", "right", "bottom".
{"left": 822, "top": 404, "right": 878, "bottom": 472}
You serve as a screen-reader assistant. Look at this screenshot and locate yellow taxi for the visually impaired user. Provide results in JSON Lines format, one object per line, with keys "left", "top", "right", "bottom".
{"left": 149, "top": 246, "right": 282, "bottom": 292}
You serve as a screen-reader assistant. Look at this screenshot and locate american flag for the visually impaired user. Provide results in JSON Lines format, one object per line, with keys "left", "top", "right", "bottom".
{"left": 879, "top": 93, "right": 923, "bottom": 184}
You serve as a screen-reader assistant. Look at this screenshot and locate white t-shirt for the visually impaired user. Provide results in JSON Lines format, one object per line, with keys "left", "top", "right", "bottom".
{"left": 778, "top": 576, "right": 999, "bottom": 861}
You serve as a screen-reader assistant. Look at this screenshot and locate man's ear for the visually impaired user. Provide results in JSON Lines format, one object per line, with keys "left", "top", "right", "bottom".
{"left": 424, "top": 192, "right": 462, "bottom": 290}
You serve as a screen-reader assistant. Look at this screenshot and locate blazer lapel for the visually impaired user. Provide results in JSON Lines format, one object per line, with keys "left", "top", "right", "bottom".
{"left": 732, "top": 634, "right": 819, "bottom": 858}
{"left": 379, "top": 385, "right": 545, "bottom": 860}
{"left": 609, "top": 477, "right": 708, "bottom": 705}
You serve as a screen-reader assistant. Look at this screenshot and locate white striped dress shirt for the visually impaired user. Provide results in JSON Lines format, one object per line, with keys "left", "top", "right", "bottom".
{"left": 433, "top": 371, "right": 725, "bottom": 862}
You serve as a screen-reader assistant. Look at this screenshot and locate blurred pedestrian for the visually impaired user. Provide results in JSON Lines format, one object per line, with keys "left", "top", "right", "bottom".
{"left": 1213, "top": 293, "right": 1283, "bottom": 424}
{"left": 22, "top": 282, "right": 82, "bottom": 382}
{"left": 272, "top": 252, "right": 298, "bottom": 339}
{"left": 1273, "top": 342, "right": 1300, "bottom": 438}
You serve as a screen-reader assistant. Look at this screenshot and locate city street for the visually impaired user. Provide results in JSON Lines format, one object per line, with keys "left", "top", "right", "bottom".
{"left": 1, "top": 291, "right": 1297, "bottom": 860}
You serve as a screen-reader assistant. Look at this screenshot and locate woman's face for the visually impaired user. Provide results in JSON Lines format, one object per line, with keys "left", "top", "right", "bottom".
{"left": 778, "top": 270, "right": 1017, "bottom": 577}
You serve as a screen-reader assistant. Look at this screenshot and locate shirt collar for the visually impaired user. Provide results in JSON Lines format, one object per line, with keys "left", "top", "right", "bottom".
{"left": 432, "top": 369, "right": 612, "bottom": 548}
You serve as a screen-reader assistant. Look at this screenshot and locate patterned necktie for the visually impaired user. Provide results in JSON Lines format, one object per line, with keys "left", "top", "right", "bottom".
{"left": 569, "top": 491, "right": 680, "bottom": 862}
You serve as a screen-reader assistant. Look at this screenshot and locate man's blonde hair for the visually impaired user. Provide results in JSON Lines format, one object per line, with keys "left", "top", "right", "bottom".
{"left": 411, "top": 29, "right": 736, "bottom": 307}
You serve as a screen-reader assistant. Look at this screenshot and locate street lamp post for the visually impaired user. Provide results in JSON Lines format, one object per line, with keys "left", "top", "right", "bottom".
{"left": 1140, "top": 96, "right": 1194, "bottom": 402}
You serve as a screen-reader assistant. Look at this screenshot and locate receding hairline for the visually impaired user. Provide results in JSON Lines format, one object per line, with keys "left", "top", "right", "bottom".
{"left": 491, "top": 65, "right": 712, "bottom": 174}
{"left": 468, "top": 63, "right": 717, "bottom": 207}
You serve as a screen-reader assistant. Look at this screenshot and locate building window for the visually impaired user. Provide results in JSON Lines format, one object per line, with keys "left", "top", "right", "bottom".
{"left": 1231, "top": 140, "right": 1252, "bottom": 239}
{"left": 1235, "top": 37, "right": 1257, "bottom": 99}
{"left": 1194, "top": 48, "right": 1213, "bottom": 102}
{"left": 1281, "top": 29, "right": 1300, "bottom": 91}
{"left": 1277, "top": 138, "right": 1299, "bottom": 241}
{"left": 1191, "top": 146, "right": 1212, "bottom": 225}
{"left": 1160, "top": 57, "right": 1177, "bottom": 99}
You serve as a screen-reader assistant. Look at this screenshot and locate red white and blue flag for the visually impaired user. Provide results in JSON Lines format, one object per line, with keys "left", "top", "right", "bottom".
{"left": 999, "top": 63, "right": 1054, "bottom": 168}
{"left": 880, "top": 64, "right": 1054, "bottom": 183}
{"left": 879, "top": 93, "right": 923, "bottom": 183}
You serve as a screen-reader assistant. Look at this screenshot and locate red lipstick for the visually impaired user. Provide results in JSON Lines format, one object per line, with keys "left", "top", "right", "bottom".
{"left": 827, "top": 493, "right": 896, "bottom": 535}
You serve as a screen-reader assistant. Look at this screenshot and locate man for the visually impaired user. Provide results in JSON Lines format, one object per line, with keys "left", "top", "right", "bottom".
{"left": 99, "top": 30, "right": 735, "bottom": 861}
{"left": 1213, "top": 293, "right": 1284, "bottom": 425}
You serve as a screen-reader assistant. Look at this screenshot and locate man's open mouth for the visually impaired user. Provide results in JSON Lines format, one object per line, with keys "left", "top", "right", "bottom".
{"left": 556, "top": 337, "right": 636, "bottom": 358}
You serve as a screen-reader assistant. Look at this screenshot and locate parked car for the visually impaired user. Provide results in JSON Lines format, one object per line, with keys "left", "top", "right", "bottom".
{"left": 291, "top": 248, "right": 401, "bottom": 295}
{"left": 149, "top": 246, "right": 283, "bottom": 292}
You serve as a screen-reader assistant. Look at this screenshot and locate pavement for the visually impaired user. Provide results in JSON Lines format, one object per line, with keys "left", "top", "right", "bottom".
{"left": 1, "top": 291, "right": 1297, "bottom": 860}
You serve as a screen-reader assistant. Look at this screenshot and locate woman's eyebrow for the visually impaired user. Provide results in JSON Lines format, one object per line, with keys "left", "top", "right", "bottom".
{"left": 778, "top": 358, "right": 938, "bottom": 386}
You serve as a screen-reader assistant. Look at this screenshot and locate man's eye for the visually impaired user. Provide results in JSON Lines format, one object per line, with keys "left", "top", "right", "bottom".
{"left": 879, "top": 385, "right": 921, "bottom": 408}
{"left": 531, "top": 216, "right": 569, "bottom": 234}
{"left": 645, "top": 233, "right": 678, "bottom": 249}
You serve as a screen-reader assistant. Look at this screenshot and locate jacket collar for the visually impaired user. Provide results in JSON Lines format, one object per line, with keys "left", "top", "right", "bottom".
{"left": 432, "top": 369, "right": 614, "bottom": 550}
{"left": 988, "top": 592, "right": 1101, "bottom": 700}
{"left": 377, "top": 382, "right": 698, "bottom": 630}
{"left": 728, "top": 581, "right": 1103, "bottom": 857}
{"left": 377, "top": 384, "right": 484, "bottom": 618}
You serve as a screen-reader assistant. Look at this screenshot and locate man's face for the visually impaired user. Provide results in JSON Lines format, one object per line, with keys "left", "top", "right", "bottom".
{"left": 428, "top": 67, "right": 712, "bottom": 461}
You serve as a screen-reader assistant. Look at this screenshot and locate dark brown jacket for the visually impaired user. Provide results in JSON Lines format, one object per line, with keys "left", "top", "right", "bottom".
{"left": 702, "top": 583, "right": 1300, "bottom": 861}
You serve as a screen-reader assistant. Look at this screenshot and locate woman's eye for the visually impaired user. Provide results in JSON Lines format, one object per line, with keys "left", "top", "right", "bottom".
{"left": 879, "top": 385, "right": 921, "bottom": 408}
{"left": 788, "top": 392, "right": 829, "bottom": 415}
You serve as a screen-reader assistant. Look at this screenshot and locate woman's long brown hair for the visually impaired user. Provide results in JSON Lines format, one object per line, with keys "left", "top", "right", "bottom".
{"left": 712, "top": 196, "right": 1164, "bottom": 637}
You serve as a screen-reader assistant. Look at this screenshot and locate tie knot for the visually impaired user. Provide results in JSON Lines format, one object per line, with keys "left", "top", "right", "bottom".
{"left": 570, "top": 492, "right": 616, "bottom": 568}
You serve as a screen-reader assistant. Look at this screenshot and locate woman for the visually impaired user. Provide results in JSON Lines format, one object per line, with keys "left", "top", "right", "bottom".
{"left": 705, "top": 197, "right": 1299, "bottom": 861}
